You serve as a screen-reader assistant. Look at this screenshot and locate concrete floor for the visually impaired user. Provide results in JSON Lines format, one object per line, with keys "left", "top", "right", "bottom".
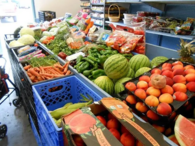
{"left": 0, "top": 12, "right": 37, "bottom": 146}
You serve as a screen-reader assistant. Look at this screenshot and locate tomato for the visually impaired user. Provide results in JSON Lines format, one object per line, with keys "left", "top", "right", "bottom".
{"left": 34, "top": 43, "right": 38, "bottom": 47}
{"left": 58, "top": 52, "right": 67, "bottom": 60}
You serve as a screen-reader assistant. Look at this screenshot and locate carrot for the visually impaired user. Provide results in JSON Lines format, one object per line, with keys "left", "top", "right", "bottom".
{"left": 28, "top": 68, "right": 40, "bottom": 77}
{"left": 63, "top": 62, "right": 70, "bottom": 73}
{"left": 40, "top": 67, "right": 45, "bottom": 74}
{"left": 84, "top": 21, "right": 94, "bottom": 34}
{"left": 63, "top": 63, "right": 67, "bottom": 69}
{"left": 45, "top": 77, "right": 52, "bottom": 80}
{"left": 48, "top": 69, "right": 60, "bottom": 75}
{"left": 30, "top": 76, "right": 36, "bottom": 81}
{"left": 34, "top": 67, "right": 40, "bottom": 72}
{"left": 53, "top": 67, "right": 64, "bottom": 74}
{"left": 54, "top": 64, "right": 63, "bottom": 70}
{"left": 53, "top": 74, "right": 64, "bottom": 77}
{"left": 65, "top": 70, "right": 71, "bottom": 75}
{"left": 42, "top": 66, "right": 53, "bottom": 70}
{"left": 40, "top": 73, "right": 54, "bottom": 78}
{"left": 24, "top": 65, "right": 31, "bottom": 71}
{"left": 37, "top": 76, "right": 43, "bottom": 81}
{"left": 27, "top": 72, "right": 33, "bottom": 77}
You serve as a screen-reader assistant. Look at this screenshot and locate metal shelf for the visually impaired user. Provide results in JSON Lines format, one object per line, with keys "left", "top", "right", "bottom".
{"left": 91, "top": 16, "right": 104, "bottom": 20}
{"left": 91, "top": 3, "right": 104, "bottom": 5}
{"left": 91, "top": 10, "right": 104, "bottom": 13}
{"left": 105, "top": 21, "right": 195, "bottom": 40}
{"left": 106, "top": 0, "right": 140, "bottom": 3}
{"left": 80, "top": 5, "right": 90, "bottom": 8}
{"left": 141, "top": 0, "right": 195, "bottom": 3}
{"left": 94, "top": 23, "right": 104, "bottom": 27}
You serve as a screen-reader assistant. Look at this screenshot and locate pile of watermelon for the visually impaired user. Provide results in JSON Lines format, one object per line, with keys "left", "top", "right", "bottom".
{"left": 94, "top": 54, "right": 168, "bottom": 95}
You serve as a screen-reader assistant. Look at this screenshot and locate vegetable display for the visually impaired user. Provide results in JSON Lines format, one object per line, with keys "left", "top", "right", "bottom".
{"left": 23, "top": 56, "right": 71, "bottom": 83}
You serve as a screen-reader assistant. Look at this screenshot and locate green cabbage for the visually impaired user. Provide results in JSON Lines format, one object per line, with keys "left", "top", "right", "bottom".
{"left": 9, "top": 40, "right": 24, "bottom": 47}
{"left": 20, "top": 27, "right": 34, "bottom": 37}
{"left": 18, "top": 34, "right": 35, "bottom": 45}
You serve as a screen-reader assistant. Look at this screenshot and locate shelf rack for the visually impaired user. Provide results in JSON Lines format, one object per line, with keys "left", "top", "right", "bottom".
{"left": 105, "top": 20, "right": 195, "bottom": 40}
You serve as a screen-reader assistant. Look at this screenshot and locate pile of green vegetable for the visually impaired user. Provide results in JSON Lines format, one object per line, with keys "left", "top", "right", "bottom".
{"left": 28, "top": 55, "right": 57, "bottom": 67}
{"left": 74, "top": 45, "right": 133, "bottom": 81}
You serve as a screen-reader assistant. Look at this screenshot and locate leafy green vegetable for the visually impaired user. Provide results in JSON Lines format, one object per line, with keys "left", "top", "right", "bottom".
{"left": 28, "top": 55, "right": 57, "bottom": 67}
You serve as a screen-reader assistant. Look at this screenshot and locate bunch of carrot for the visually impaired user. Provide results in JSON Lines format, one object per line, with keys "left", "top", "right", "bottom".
{"left": 23, "top": 62, "right": 71, "bottom": 83}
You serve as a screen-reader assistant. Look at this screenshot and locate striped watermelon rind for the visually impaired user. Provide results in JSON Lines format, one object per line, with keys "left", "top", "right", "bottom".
{"left": 94, "top": 76, "right": 114, "bottom": 95}
{"left": 104, "top": 54, "right": 129, "bottom": 80}
{"left": 135, "top": 67, "right": 151, "bottom": 77}
{"left": 126, "top": 67, "right": 135, "bottom": 78}
{"left": 174, "top": 115, "right": 195, "bottom": 146}
{"left": 129, "top": 54, "right": 150, "bottom": 72}
{"left": 114, "top": 77, "right": 131, "bottom": 94}
{"left": 151, "top": 56, "right": 168, "bottom": 68}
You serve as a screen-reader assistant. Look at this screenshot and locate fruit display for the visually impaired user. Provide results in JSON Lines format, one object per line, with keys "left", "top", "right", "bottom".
{"left": 22, "top": 56, "right": 72, "bottom": 83}
{"left": 129, "top": 54, "right": 151, "bottom": 72}
{"left": 123, "top": 59, "right": 195, "bottom": 126}
{"left": 104, "top": 54, "right": 130, "bottom": 80}
{"left": 94, "top": 76, "right": 114, "bottom": 95}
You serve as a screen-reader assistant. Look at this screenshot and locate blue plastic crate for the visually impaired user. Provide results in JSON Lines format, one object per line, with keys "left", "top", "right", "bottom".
{"left": 29, "top": 114, "right": 42, "bottom": 146}
{"left": 38, "top": 119, "right": 54, "bottom": 146}
{"left": 32, "top": 75, "right": 102, "bottom": 146}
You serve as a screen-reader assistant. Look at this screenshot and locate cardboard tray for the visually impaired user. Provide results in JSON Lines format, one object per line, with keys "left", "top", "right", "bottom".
{"left": 119, "top": 58, "right": 195, "bottom": 126}
{"left": 62, "top": 98, "right": 172, "bottom": 146}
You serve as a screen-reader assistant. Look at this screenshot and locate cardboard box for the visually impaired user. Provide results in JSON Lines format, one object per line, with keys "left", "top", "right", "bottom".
{"left": 62, "top": 98, "right": 170, "bottom": 146}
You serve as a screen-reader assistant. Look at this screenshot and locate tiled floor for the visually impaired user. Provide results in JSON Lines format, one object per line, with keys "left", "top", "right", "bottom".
{"left": 0, "top": 20, "right": 37, "bottom": 146}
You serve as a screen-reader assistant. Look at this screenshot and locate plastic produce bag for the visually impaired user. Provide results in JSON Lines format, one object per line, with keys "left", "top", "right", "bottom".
{"left": 120, "top": 35, "right": 142, "bottom": 53}
{"left": 97, "top": 29, "right": 112, "bottom": 43}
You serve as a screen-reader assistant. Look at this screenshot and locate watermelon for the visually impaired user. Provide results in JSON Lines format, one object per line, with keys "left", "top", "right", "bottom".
{"left": 104, "top": 54, "right": 129, "bottom": 80}
{"left": 135, "top": 67, "right": 151, "bottom": 77}
{"left": 174, "top": 115, "right": 195, "bottom": 146}
{"left": 94, "top": 76, "right": 114, "bottom": 95}
{"left": 129, "top": 54, "right": 151, "bottom": 72}
{"left": 126, "top": 67, "right": 135, "bottom": 78}
{"left": 114, "top": 77, "right": 131, "bottom": 94}
{"left": 151, "top": 56, "right": 168, "bottom": 68}
{"left": 168, "top": 135, "right": 179, "bottom": 145}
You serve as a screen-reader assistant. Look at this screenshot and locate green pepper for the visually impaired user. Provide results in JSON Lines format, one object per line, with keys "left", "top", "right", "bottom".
{"left": 74, "top": 61, "right": 84, "bottom": 69}
{"left": 99, "top": 55, "right": 108, "bottom": 64}
{"left": 106, "top": 46, "right": 112, "bottom": 50}
{"left": 87, "top": 56, "right": 98, "bottom": 62}
{"left": 100, "top": 50, "right": 113, "bottom": 55}
{"left": 98, "top": 45, "right": 107, "bottom": 49}
{"left": 76, "top": 55, "right": 83, "bottom": 63}
{"left": 78, "top": 62, "right": 90, "bottom": 73}
{"left": 92, "top": 69, "right": 106, "bottom": 79}
{"left": 82, "top": 58, "right": 95, "bottom": 65}
{"left": 83, "top": 68, "right": 95, "bottom": 77}
{"left": 112, "top": 50, "right": 118, "bottom": 54}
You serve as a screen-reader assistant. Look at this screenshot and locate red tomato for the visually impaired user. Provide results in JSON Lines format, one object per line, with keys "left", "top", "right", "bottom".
{"left": 34, "top": 43, "right": 38, "bottom": 47}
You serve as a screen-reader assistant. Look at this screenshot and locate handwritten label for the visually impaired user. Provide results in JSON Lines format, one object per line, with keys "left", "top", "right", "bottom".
{"left": 90, "top": 125, "right": 111, "bottom": 146}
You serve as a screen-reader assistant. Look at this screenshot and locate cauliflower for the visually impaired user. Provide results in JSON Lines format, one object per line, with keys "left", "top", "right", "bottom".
{"left": 18, "top": 34, "right": 35, "bottom": 45}
{"left": 9, "top": 40, "right": 24, "bottom": 48}
{"left": 20, "top": 27, "right": 35, "bottom": 37}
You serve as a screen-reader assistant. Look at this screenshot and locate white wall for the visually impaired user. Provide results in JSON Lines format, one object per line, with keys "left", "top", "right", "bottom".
{"left": 34, "top": 0, "right": 81, "bottom": 18}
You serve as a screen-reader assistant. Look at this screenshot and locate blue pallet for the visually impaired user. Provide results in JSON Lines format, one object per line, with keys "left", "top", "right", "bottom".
{"left": 32, "top": 75, "right": 102, "bottom": 146}
{"left": 29, "top": 114, "right": 42, "bottom": 146}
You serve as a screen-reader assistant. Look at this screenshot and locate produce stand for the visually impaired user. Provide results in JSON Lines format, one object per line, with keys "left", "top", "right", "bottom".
{"left": 3, "top": 11, "right": 195, "bottom": 146}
